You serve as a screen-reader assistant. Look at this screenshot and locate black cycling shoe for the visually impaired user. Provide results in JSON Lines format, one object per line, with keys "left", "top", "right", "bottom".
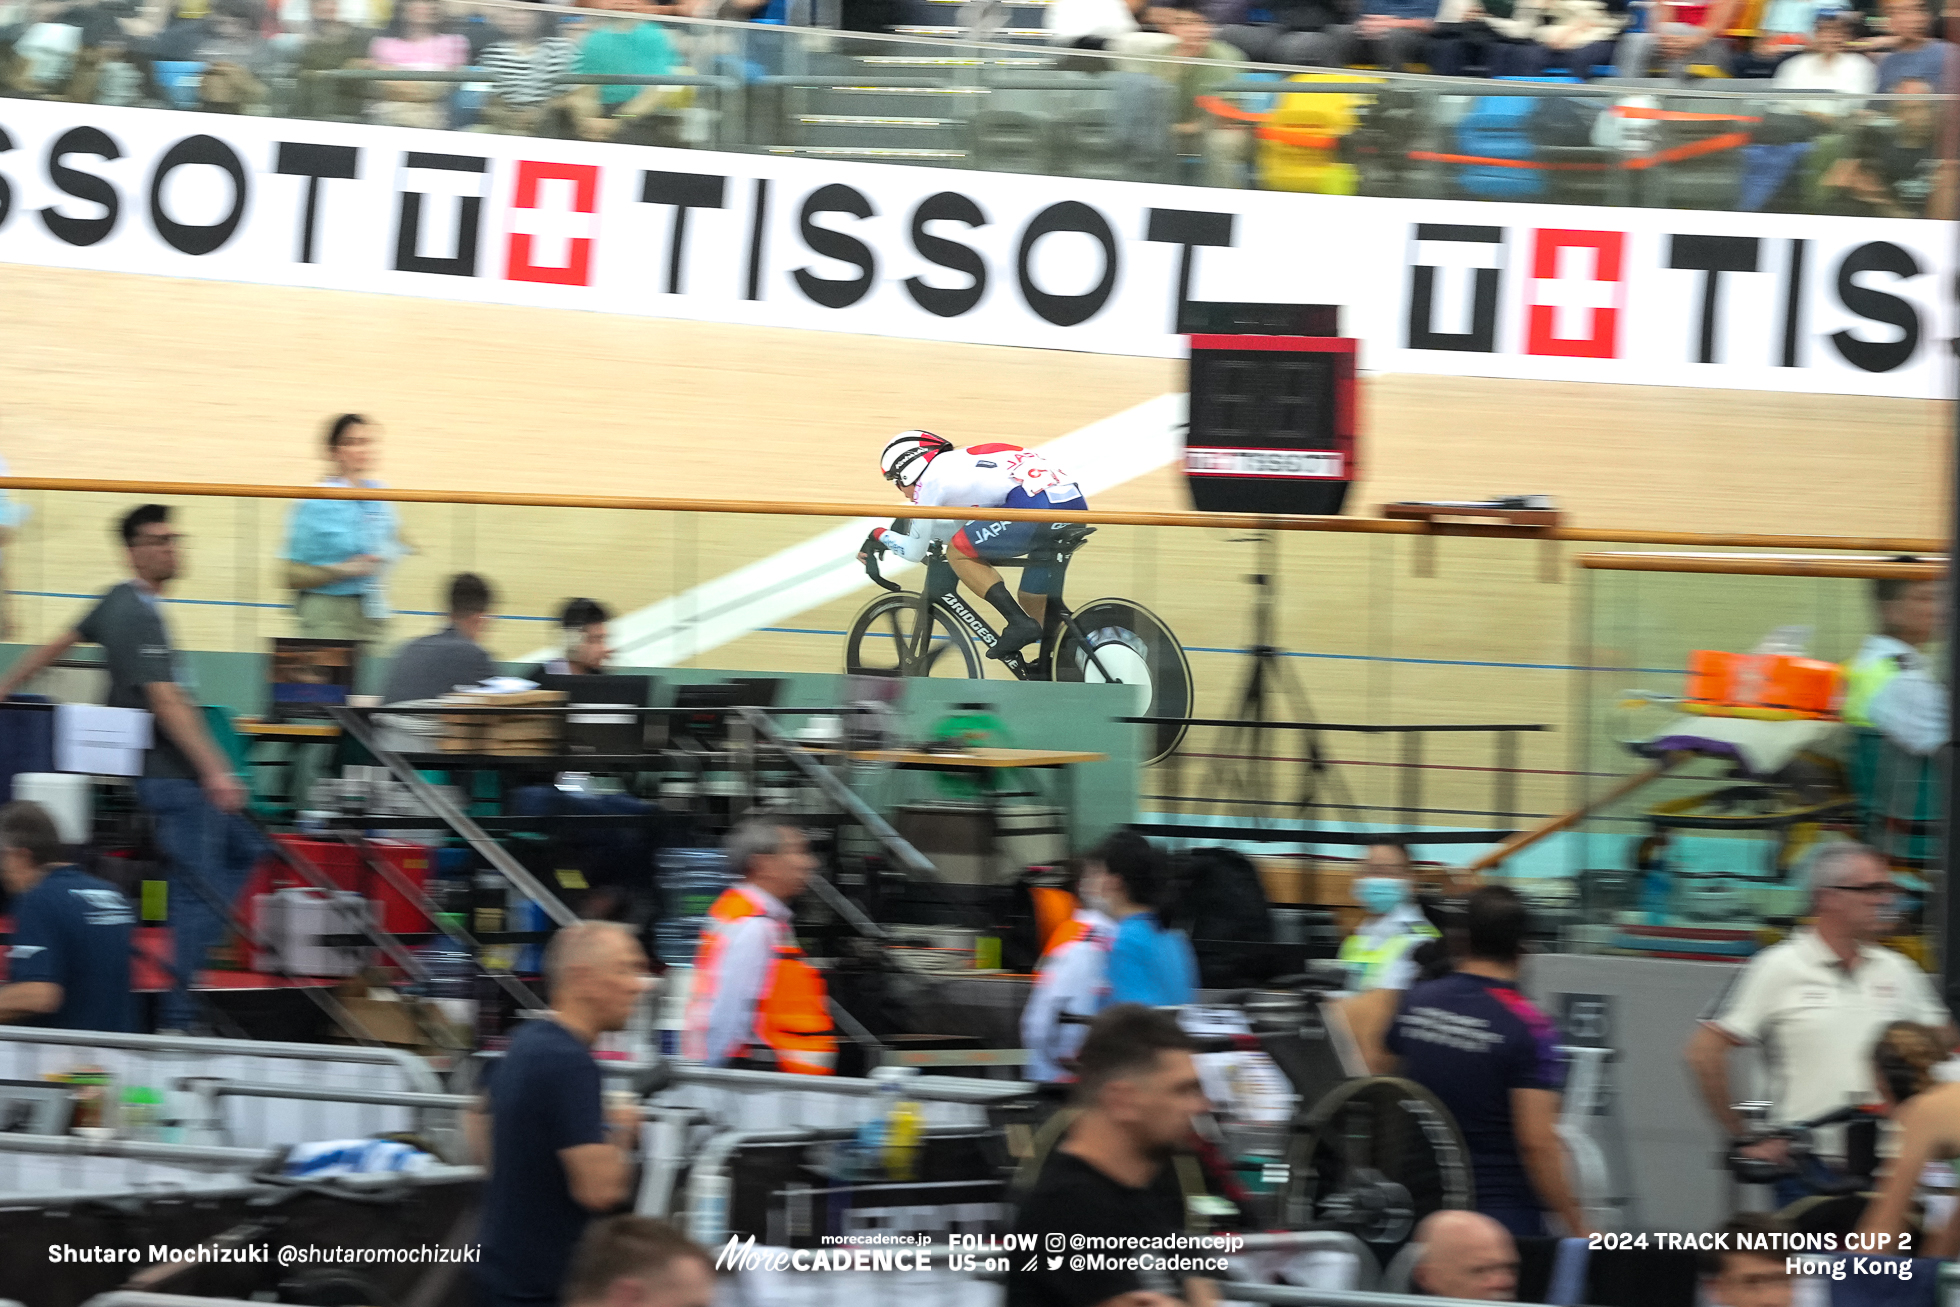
{"left": 988, "top": 617, "right": 1042, "bottom": 659}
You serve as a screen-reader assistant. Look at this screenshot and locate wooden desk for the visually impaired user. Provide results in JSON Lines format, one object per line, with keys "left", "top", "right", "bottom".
{"left": 844, "top": 747, "right": 1107, "bottom": 769}
{"left": 236, "top": 718, "right": 343, "bottom": 740}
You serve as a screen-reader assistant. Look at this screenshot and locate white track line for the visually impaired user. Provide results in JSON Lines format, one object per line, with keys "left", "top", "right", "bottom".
{"left": 519, "top": 393, "right": 1188, "bottom": 667}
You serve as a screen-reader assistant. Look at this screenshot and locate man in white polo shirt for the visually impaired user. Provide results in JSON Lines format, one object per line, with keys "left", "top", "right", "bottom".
{"left": 1685, "top": 842, "right": 1954, "bottom": 1206}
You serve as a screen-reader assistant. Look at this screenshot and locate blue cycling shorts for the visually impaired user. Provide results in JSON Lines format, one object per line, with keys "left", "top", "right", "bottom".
{"left": 951, "top": 487, "right": 1088, "bottom": 596}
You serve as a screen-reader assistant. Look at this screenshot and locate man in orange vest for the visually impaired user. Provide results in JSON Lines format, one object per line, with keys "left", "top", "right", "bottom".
{"left": 1021, "top": 886, "right": 1115, "bottom": 1082}
{"left": 683, "top": 817, "right": 837, "bottom": 1075}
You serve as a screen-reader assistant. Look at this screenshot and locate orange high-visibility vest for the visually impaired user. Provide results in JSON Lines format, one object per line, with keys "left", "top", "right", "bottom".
{"left": 686, "top": 886, "right": 837, "bottom": 1075}
{"left": 1031, "top": 886, "right": 1080, "bottom": 958}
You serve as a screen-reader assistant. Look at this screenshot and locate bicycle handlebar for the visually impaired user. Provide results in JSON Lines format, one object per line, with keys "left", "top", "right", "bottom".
{"left": 864, "top": 549, "right": 902, "bottom": 593}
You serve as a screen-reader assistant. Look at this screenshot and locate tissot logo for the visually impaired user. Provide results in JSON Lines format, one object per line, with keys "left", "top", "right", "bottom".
{"left": 0, "top": 102, "right": 1948, "bottom": 398}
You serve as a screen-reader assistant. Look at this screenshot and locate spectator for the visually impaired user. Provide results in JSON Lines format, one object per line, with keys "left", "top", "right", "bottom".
{"left": 1428, "top": 0, "right": 1535, "bottom": 77}
{"left": 1701, "top": 1214, "right": 1796, "bottom": 1307}
{"left": 1082, "top": 830, "right": 1196, "bottom": 1009}
{"left": 1021, "top": 865, "right": 1116, "bottom": 1082}
{"left": 562, "top": 1217, "right": 716, "bottom": 1307}
{"left": 1772, "top": 12, "right": 1877, "bottom": 102}
{"left": 367, "top": 0, "right": 468, "bottom": 129}
{"left": 1338, "top": 839, "right": 1439, "bottom": 991}
{"left": 1817, "top": 78, "right": 1954, "bottom": 217}
{"left": 1500, "top": 0, "right": 1628, "bottom": 76}
{"left": 1212, "top": 0, "right": 1349, "bottom": 65}
{"left": 1858, "top": 1021, "right": 1960, "bottom": 1255}
{"left": 1338, "top": 0, "right": 1442, "bottom": 71}
{"left": 470, "top": 921, "right": 649, "bottom": 1307}
{"left": 1408, "top": 1210, "right": 1518, "bottom": 1301}
{"left": 682, "top": 817, "right": 836, "bottom": 1074}
{"left": 1875, "top": 0, "right": 1951, "bottom": 88}
{"left": 1686, "top": 842, "right": 1955, "bottom": 1208}
{"left": 63, "top": 7, "right": 162, "bottom": 105}
{"left": 530, "top": 598, "right": 614, "bottom": 679}
{"left": 192, "top": 2, "right": 271, "bottom": 112}
{"left": 1756, "top": 0, "right": 1830, "bottom": 44}
{"left": 380, "top": 572, "right": 497, "bottom": 704}
{"left": 1122, "top": 5, "right": 1251, "bottom": 188}
{"left": 289, "top": 0, "right": 372, "bottom": 119}
{"left": 560, "top": 10, "right": 677, "bottom": 142}
{"left": 1384, "top": 885, "right": 1588, "bottom": 1237}
{"left": 9, "top": 0, "right": 85, "bottom": 94}
{"left": 1006, "top": 1005, "right": 1214, "bottom": 1307}
{"left": 1738, "top": 13, "right": 1871, "bottom": 209}
{"left": 1048, "top": 0, "right": 1148, "bottom": 47}
{"left": 283, "top": 413, "right": 405, "bottom": 647}
{"left": 1617, "top": 0, "right": 1738, "bottom": 76}
{"left": 479, "top": 3, "right": 578, "bottom": 135}
{"left": 0, "top": 505, "right": 256, "bottom": 1034}
{"left": 1844, "top": 567, "right": 1943, "bottom": 755}
{"left": 0, "top": 800, "right": 135, "bottom": 1033}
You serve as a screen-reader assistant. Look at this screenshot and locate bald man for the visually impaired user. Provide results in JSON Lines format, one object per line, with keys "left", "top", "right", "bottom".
{"left": 471, "top": 921, "right": 651, "bottom": 1307}
{"left": 1409, "top": 1211, "right": 1519, "bottom": 1302}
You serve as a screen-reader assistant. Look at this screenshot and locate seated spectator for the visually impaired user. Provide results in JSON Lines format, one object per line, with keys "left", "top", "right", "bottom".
{"left": 1503, "top": 0, "right": 1629, "bottom": 78}
{"left": 1616, "top": 0, "right": 1738, "bottom": 76}
{"left": 381, "top": 572, "right": 497, "bottom": 704}
{"left": 289, "top": 0, "right": 371, "bottom": 119}
{"left": 9, "top": 0, "right": 87, "bottom": 94}
{"left": 1741, "top": 13, "right": 1872, "bottom": 209}
{"left": 1211, "top": 0, "right": 1349, "bottom": 65}
{"left": 1701, "top": 1214, "right": 1796, "bottom": 1307}
{"left": 1083, "top": 830, "right": 1197, "bottom": 1008}
{"left": 1755, "top": 0, "right": 1829, "bottom": 46}
{"left": 63, "top": 9, "right": 163, "bottom": 105}
{"left": 1874, "top": 0, "right": 1951, "bottom": 88}
{"left": 479, "top": 3, "right": 578, "bottom": 135}
{"left": 529, "top": 598, "right": 614, "bottom": 679}
{"left": 1117, "top": 5, "right": 1250, "bottom": 187}
{"left": 1408, "top": 1210, "right": 1519, "bottom": 1301}
{"left": 1047, "top": 0, "right": 1147, "bottom": 47}
{"left": 1816, "top": 78, "right": 1954, "bottom": 217}
{"left": 192, "top": 1, "right": 271, "bottom": 112}
{"left": 1340, "top": 0, "right": 1442, "bottom": 71}
{"left": 0, "top": 799, "right": 136, "bottom": 1034}
{"left": 558, "top": 11, "right": 680, "bottom": 142}
{"left": 562, "top": 1217, "right": 715, "bottom": 1307}
{"left": 368, "top": 0, "right": 468, "bottom": 129}
{"left": 1428, "top": 0, "right": 1535, "bottom": 77}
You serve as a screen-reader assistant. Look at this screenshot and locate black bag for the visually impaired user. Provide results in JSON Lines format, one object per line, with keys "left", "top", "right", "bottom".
{"left": 1167, "top": 847, "right": 1283, "bottom": 989}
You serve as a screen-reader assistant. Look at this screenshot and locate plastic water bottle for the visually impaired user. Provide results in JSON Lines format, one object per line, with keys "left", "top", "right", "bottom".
{"left": 883, "top": 1069, "right": 923, "bottom": 1182}
{"left": 417, "top": 912, "right": 478, "bottom": 1030}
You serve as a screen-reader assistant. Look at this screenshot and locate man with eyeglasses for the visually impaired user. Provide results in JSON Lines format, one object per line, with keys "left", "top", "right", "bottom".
{"left": 1685, "top": 842, "right": 1955, "bottom": 1207}
{"left": 0, "top": 504, "right": 258, "bottom": 1033}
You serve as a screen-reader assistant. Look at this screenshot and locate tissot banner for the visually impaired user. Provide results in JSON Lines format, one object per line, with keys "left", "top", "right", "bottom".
{"left": 0, "top": 100, "right": 1948, "bottom": 397}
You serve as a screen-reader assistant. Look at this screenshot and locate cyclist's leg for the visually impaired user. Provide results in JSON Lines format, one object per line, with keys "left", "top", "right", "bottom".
{"left": 951, "top": 521, "right": 1042, "bottom": 654}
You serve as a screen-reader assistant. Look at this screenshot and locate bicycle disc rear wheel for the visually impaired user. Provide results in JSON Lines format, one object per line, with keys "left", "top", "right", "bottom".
{"left": 1050, "top": 598, "right": 1191, "bottom": 764}
{"left": 846, "top": 593, "right": 986, "bottom": 680}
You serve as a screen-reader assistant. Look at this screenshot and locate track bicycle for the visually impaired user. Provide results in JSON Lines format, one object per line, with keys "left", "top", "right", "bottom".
{"left": 844, "top": 524, "right": 1193, "bottom": 764}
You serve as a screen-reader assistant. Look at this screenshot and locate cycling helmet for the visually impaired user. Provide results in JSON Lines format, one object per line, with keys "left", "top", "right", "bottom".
{"left": 880, "top": 430, "right": 952, "bottom": 489}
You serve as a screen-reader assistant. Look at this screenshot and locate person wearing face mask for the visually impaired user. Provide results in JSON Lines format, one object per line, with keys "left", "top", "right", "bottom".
{"left": 1338, "top": 841, "right": 1441, "bottom": 992}
{"left": 1084, "top": 831, "right": 1198, "bottom": 1010}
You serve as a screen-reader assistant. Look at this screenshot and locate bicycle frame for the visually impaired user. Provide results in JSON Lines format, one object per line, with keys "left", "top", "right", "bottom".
{"left": 905, "top": 549, "right": 1120, "bottom": 685}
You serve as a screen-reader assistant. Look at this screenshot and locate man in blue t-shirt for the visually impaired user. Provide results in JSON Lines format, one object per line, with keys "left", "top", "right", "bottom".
{"left": 0, "top": 800, "right": 135, "bottom": 1033}
{"left": 1384, "top": 885, "right": 1588, "bottom": 1239}
{"left": 1082, "top": 831, "right": 1196, "bottom": 1009}
{"left": 469, "top": 921, "right": 649, "bottom": 1307}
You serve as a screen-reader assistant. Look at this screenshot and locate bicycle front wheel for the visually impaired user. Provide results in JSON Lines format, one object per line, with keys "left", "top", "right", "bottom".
{"left": 1050, "top": 598, "right": 1191, "bottom": 764}
{"left": 845, "top": 592, "right": 986, "bottom": 680}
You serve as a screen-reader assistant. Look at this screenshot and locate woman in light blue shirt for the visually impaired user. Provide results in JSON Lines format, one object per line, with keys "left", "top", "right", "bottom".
{"left": 1082, "top": 830, "right": 1198, "bottom": 1008}
{"left": 282, "top": 414, "right": 405, "bottom": 645}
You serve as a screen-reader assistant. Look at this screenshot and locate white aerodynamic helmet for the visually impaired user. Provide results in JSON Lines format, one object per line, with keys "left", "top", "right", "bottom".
{"left": 879, "top": 430, "right": 952, "bottom": 489}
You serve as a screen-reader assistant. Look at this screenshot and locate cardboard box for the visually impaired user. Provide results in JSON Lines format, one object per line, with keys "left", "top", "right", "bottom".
{"left": 332, "top": 993, "right": 471, "bottom": 1054}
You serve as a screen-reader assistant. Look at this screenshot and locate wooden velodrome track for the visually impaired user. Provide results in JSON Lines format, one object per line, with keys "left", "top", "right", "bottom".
{"left": 1, "top": 262, "right": 1949, "bottom": 829}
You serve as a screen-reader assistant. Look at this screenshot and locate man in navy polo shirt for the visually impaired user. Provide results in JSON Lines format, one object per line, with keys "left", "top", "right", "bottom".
{"left": 0, "top": 800, "right": 135, "bottom": 1032}
{"left": 1384, "top": 885, "right": 1588, "bottom": 1238}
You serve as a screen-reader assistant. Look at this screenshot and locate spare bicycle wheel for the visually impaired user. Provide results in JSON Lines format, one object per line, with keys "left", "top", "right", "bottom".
{"left": 1050, "top": 599, "right": 1192, "bottom": 765}
{"left": 1281, "top": 1076, "right": 1474, "bottom": 1245}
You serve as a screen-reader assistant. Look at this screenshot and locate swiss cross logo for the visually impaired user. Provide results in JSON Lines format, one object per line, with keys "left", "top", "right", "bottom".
{"left": 506, "top": 160, "right": 600, "bottom": 287}
{"left": 1524, "top": 229, "right": 1624, "bottom": 360}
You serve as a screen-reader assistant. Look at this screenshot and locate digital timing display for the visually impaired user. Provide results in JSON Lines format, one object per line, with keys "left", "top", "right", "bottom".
{"left": 1188, "top": 350, "right": 1339, "bottom": 450}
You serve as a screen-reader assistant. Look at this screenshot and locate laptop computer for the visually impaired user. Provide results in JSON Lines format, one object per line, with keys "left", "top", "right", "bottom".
{"left": 538, "top": 674, "right": 654, "bottom": 756}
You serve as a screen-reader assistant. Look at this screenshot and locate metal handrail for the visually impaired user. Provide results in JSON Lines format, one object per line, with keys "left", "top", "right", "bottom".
{"left": 0, "top": 1028, "right": 442, "bottom": 1095}
{"left": 0, "top": 1132, "right": 275, "bottom": 1170}
{"left": 0, "top": 478, "right": 1939, "bottom": 552}
{"left": 663, "top": 1060, "right": 1033, "bottom": 1104}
